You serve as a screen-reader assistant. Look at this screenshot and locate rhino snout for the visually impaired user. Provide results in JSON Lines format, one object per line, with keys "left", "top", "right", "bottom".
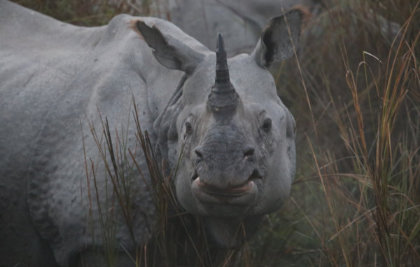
{"left": 190, "top": 143, "right": 262, "bottom": 210}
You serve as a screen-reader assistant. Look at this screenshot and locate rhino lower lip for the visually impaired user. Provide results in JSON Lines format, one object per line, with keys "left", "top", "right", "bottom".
{"left": 193, "top": 177, "right": 257, "bottom": 198}
{"left": 191, "top": 177, "right": 258, "bottom": 208}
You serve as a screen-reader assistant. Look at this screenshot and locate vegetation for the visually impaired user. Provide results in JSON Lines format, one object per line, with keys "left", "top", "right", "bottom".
{"left": 11, "top": 0, "right": 419, "bottom": 266}
{"left": 259, "top": 0, "right": 420, "bottom": 266}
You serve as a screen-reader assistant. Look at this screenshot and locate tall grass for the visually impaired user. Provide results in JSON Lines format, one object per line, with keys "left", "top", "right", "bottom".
{"left": 11, "top": 0, "right": 420, "bottom": 266}
{"left": 257, "top": 0, "right": 420, "bottom": 266}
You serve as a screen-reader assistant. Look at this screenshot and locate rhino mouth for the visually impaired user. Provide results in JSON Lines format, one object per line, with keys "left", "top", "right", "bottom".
{"left": 191, "top": 170, "right": 262, "bottom": 205}
{"left": 196, "top": 178, "right": 254, "bottom": 197}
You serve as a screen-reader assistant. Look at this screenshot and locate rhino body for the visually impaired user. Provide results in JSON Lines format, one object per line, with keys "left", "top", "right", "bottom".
{"left": 0, "top": 1, "right": 300, "bottom": 266}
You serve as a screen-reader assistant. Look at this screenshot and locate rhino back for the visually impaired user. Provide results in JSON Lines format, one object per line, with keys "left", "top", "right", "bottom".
{"left": 0, "top": 1, "right": 180, "bottom": 265}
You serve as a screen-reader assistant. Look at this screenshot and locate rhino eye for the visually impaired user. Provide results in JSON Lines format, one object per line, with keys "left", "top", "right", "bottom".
{"left": 185, "top": 121, "right": 193, "bottom": 135}
{"left": 261, "top": 118, "right": 272, "bottom": 133}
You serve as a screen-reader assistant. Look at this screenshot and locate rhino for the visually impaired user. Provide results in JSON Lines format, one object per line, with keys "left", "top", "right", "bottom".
{"left": 0, "top": 0, "right": 300, "bottom": 266}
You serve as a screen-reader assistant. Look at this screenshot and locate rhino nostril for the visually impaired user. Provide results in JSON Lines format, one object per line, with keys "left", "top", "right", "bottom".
{"left": 249, "top": 169, "right": 262, "bottom": 180}
{"left": 243, "top": 147, "right": 255, "bottom": 158}
{"left": 192, "top": 172, "right": 199, "bottom": 181}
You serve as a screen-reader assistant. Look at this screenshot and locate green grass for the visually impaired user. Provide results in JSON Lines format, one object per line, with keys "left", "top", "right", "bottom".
{"left": 11, "top": 0, "right": 420, "bottom": 266}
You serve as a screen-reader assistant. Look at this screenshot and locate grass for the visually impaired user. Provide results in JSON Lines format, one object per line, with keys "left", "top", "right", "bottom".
{"left": 266, "top": 0, "right": 420, "bottom": 266}
{"left": 10, "top": 0, "right": 420, "bottom": 266}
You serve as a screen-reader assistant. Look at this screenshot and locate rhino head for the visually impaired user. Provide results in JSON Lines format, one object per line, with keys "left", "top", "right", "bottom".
{"left": 133, "top": 10, "right": 301, "bottom": 247}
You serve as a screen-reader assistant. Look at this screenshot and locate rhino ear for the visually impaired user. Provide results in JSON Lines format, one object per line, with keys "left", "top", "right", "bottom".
{"left": 252, "top": 10, "right": 302, "bottom": 68}
{"left": 131, "top": 18, "right": 210, "bottom": 74}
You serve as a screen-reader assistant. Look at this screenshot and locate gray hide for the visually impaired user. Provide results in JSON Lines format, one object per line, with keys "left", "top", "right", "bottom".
{"left": 0, "top": 0, "right": 300, "bottom": 266}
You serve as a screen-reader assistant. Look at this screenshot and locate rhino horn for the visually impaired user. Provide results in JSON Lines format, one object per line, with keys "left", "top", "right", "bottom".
{"left": 208, "top": 34, "right": 239, "bottom": 113}
{"left": 215, "top": 33, "right": 230, "bottom": 85}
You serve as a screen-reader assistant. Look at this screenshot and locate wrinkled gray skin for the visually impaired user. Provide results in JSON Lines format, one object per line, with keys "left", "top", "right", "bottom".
{"left": 0, "top": 0, "right": 300, "bottom": 266}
